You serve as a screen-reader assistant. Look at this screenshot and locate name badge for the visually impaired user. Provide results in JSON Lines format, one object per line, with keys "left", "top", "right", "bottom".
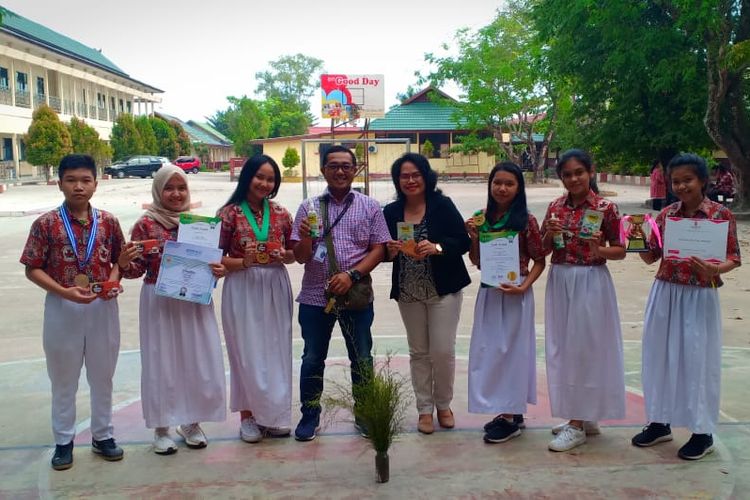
{"left": 313, "top": 244, "right": 328, "bottom": 263}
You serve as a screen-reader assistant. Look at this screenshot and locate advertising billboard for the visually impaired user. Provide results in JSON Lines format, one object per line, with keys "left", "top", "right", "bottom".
{"left": 321, "top": 74, "right": 385, "bottom": 120}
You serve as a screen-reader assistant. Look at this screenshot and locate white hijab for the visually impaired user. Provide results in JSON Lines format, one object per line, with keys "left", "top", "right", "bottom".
{"left": 142, "top": 165, "right": 191, "bottom": 230}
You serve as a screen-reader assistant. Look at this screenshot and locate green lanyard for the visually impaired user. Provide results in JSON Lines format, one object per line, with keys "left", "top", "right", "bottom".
{"left": 480, "top": 211, "right": 510, "bottom": 232}
{"left": 240, "top": 199, "right": 270, "bottom": 242}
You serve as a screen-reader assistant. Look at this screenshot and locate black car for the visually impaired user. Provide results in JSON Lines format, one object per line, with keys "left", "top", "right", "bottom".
{"left": 105, "top": 156, "right": 164, "bottom": 178}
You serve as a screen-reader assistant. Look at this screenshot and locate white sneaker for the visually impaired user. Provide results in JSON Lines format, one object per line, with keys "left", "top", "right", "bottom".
{"left": 240, "top": 417, "right": 262, "bottom": 443}
{"left": 176, "top": 423, "right": 208, "bottom": 449}
{"left": 548, "top": 424, "right": 587, "bottom": 452}
{"left": 551, "top": 420, "right": 601, "bottom": 436}
{"left": 258, "top": 424, "right": 291, "bottom": 438}
{"left": 153, "top": 427, "right": 177, "bottom": 455}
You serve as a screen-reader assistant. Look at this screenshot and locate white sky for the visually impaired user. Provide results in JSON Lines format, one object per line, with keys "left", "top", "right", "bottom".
{"left": 3, "top": 0, "right": 501, "bottom": 123}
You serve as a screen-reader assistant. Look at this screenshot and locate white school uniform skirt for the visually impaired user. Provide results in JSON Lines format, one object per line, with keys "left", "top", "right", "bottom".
{"left": 468, "top": 286, "right": 537, "bottom": 414}
{"left": 545, "top": 264, "right": 626, "bottom": 421}
{"left": 222, "top": 264, "right": 293, "bottom": 429}
{"left": 139, "top": 284, "right": 227, "bottom": 429}
{"left": 642, "top": 280, "right": 721, "bottom": 434}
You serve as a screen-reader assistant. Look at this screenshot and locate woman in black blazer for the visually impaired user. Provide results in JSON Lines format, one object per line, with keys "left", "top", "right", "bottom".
{"left": 383, "top": 153, "right": 471, "bottom": 434}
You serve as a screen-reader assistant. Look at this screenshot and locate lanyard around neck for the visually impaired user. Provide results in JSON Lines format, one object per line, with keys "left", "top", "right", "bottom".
{"left": 240, "top": 199, "right": 270, "bottom": 242}
{"left": 59, "top": 204, "right": 98, "bottom": 271}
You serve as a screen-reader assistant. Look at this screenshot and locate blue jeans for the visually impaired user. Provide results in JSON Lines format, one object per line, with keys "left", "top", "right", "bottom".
{"left": 298, "top": 303, "right": 374, "bottom": 418}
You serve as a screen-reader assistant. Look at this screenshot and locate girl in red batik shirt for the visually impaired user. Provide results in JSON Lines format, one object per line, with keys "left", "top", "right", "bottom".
{"left": 120, "top": 165, "right": 227, "bottom": 455}
{"left": 541, "top": 149, "right": 627, "bottom": 453}
{"left": 632, "top": 153, "right": 741, "bottom": 461}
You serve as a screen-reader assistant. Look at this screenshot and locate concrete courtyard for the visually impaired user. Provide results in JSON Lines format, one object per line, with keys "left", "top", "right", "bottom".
{"left": 0, "top": 173, "right": 748, "bottom": 498}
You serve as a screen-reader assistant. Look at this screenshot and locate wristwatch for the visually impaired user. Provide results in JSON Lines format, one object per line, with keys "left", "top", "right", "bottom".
{"left": 347, "top": 269, "right": 363, "bottom": 282}
{"left": 435, "top": 243, "right": 443, "bottom": 255}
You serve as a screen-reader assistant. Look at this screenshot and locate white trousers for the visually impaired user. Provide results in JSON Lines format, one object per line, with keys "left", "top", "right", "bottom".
{"left": 398, "top": 291, "right": 463, "bottom": 414}
{"left": 43, "top": 293, "right": 120, "bottom": 445}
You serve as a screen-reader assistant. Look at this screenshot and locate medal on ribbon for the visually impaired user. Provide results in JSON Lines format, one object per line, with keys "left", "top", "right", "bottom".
{"left": 59, "top": 204, "right": 98, "bottom": 288}
{"left": 240, "top": 199, "right": 271, "bottom": 264}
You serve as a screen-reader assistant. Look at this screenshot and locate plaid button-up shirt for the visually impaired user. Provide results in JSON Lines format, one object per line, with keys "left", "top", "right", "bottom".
{"left": 291, "top": 189, "right": 390, "bottom": 307}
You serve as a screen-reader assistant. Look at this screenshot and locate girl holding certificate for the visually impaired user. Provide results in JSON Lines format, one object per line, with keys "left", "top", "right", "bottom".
{"left": 383, "top": 153, "right": 471, "bottom": 434}
{"left": 541, "top": 149, "right": 626, "bottom": 452}
{"left": 466, "top": 162, "right": 545, "bottom": 444}
{"left": 218, "top": 154, "right": 296, "bottom": 443}
{"left": 120, "top": 165, "right": 227, "bottom": 455}
{"left": 632, "top": 153, "right": 741, "bottom": 460}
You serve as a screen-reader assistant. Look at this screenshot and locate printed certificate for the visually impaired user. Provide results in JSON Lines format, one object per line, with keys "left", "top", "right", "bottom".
{"left": 479, "top": 230, "right": 521, "bottom": 287}
{"left": 155, "top": 241, "right": 222, "bottom": 305}
{"left": 177, "top": 213, "right": 222, "bottom": 248}
{"left": 663, "top": 217, "right": 729, "bottom": 263}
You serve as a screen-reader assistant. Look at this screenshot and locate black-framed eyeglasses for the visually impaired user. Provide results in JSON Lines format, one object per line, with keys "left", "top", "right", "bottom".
{"left": 399, "top": 172, "right": 422, "bottom": 182}
{"left": 325, "top": 163, "right": 357, "bottom": 173}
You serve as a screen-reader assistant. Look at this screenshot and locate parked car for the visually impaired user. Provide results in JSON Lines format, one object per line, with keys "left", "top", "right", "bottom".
{"left": 105, "top": 156, "right": 163, "bottom": 179}
{"left": 174, "top": 156, "right": 201, "bottom": 174}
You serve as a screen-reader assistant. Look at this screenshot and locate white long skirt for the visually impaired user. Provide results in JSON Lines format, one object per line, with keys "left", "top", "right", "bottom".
{"left": 221, "top": 264, "right": 293, "bottom": 429}
{"left": 642, "top": 280, "right": 721, "bottom": 434}
{"left": 468, "top": 286, "right": 537, "bottom": 414}
{"left": 545, "top": 264, "right": 626, "bottom": 421}
{"left": 139, "top": 284, "right": 227, "bottom": 429}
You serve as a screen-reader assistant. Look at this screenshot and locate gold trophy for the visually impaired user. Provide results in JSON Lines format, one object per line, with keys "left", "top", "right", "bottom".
{"left": 624, "top": 214, "right": 649, "bottom": 252}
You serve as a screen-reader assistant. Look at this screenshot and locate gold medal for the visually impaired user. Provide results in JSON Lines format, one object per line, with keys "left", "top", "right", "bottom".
{"left": 473, "top": 212, "right": 486, "bottom": 226}
{"left": 74, "top": 273, "right": 90, "bottom": 288}
{"left": 256, "top": 252, "right": 270, "bottom": 264}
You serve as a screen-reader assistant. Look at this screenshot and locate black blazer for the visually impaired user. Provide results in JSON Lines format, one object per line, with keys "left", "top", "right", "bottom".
{"left": 383, "top": 193, "right": 471, "bottom": 300}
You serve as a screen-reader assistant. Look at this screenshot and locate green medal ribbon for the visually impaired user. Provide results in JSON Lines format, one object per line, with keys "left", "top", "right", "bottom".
{"left": 240, "top": 199, "right": 270, "bottom": 242}
{"left": 478, "top": 210, "right": 510, "bottom": 233}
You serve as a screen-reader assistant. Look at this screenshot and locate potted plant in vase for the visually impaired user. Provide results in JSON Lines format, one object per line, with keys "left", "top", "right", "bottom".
{"left": 322, "top": 355, "right": 411, "bottom": 483}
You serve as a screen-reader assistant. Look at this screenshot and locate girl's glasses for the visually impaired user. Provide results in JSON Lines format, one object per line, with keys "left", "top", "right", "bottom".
{"left": 399, "top": 173, "right": 422, "bottom": 182}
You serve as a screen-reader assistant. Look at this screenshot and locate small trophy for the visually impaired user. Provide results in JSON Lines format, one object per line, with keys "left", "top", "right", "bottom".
{"left": 622, "top": 214, "right": 649, "bottom": 253}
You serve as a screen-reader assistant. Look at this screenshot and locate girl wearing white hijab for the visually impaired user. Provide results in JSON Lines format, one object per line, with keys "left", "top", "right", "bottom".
{"left": 120, "top": 165, "right": 227, "bottom": 454}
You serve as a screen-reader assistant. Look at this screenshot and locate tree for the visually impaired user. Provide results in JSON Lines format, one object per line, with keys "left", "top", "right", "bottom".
{"left": 150, "top": 116, "right": 179, "bottom": 159}
{"left": 396, "top": 84, "right": 420, "bottom": 103}
{"left": 135, "top": 115, "right": 158, "bottom": 155}
{"left": 170, "top": 120, "right": 192, "bottom": 156}
{"left": 281, "top": 146, "right": 300, "bottom": 175}
{"left": 110, "top": 114, "right": 143, "bottom": 160}
{"left": 67, "top": 117, "right": 111, "bottom": 168}
{"left": 215, "top": 96, "right": 270, "bottom": 157}
{"left": 263, "top": 97, "right": 310, "bottom": 137}
{"left": 533, "top": 0, "right": 712, "bottom": 170}
{"left": 424, "top": 1, "right": 558, "bottom": 180}
{"left": 194, "top": 143, "right": 211, "bottom": 170}
{"left": 664, "top": 0, "right": 750, "bottom": 204}
{"left": 25, "top": 105, "right": 72, "bottom": 180}
{"left": 255, "top": 53, "right": 324, "bottom": 114}
{"left": 421, "top": 139, "right": 435, "bottom": 158}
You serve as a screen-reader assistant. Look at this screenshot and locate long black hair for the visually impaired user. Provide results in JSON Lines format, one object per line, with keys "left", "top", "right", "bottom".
{"left": 224, "top": 154, "right": 281, "bottom": 207}
{"left": 556, "top": 149, "right": 599, "bottom": 194}
{"left": 390, "top": 152, "right": 440, "bottom": 201}
{"left": 485, "top": 161, "right": 528, "bottom": 232}
{"left": 667, "top": 153, "right": 709, "bottom": 195}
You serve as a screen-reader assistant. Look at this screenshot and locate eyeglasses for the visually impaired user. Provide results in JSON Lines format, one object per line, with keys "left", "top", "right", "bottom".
{"left": 325, "top": 163, "right": 357, "bottom": 173}
{"left": 399, "top": 172, "right": 422, "bottom": 182}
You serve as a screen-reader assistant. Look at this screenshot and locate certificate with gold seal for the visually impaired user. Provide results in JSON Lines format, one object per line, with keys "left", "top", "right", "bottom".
{"left": 479, "top": 230, "right": 521, "bottom": 287}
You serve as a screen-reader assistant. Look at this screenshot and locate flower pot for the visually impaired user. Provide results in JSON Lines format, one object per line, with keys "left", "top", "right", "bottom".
{"left": 375, "top": 451, "right": 389, "bottom": 483}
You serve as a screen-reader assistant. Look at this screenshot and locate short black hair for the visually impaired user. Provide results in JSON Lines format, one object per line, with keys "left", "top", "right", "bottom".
{"left": 223, "top": 154, "right": 281, "bottom": 207}
{"left": 486, "top": 162, "right": 529, "bottom": 232}
{"left": 59, "top": 154, "right": 96, "bottom": 179}
{"left": 390, "top": 152, "right": 440, "bottom": 201}
{"left": 667, "top": 153, "right": 709, "bottom": 194}
{"left": 321, "top": 145, "right": 356, "bottom": 168}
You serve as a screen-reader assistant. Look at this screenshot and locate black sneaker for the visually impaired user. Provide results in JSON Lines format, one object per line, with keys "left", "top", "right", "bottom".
{"left": 632, "top": 423, "right": 673, "bottom": 447}
{"left": 513, "top": 414, "right": 526, "bottom": 429}
{"left": 354, "top": 418, "right": 370, "bottom": 438}
{"left": 91, "top": 438, "right": 124, "bottom": 461}
{"left": 483, "top": 415, "right": 505, "bottom": 432}
{"left": 294, "top": 414, "right": 320, "bottom": 442}
{"left": 678, "top": 434, "right": 714, "bottom": 460}
{"left": 483, "top": 418, "right": 521, "bottom": 444}
{"left": 51, "top": 441, "right": 74, "bottom": 471}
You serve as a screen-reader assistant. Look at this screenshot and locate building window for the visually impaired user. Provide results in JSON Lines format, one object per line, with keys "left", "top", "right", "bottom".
{"left": 81, "top": 88, "right": 87, "bottom": 105}
{"left": 2, "top": 138, "right": 13, "bottom": 161}
{"left": 36, "top": 77, "right": 45, "bottom": 96}
{"left": 15, "top": 72, "right": 28, "bottom": 92}
{"left": 119, "top": 98, "right": 124, "bottom": 112}
{"left": 110, "top": 96, "right": 115, "bottom": 109}
{"left": 19, "top": 139, "right": 26, "bottom": 161}
{"left": 126, "top": 101, "right": 132, "bottom": 113}
{"left": 0, "top": 67, "right": 8, "bottom": 89}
